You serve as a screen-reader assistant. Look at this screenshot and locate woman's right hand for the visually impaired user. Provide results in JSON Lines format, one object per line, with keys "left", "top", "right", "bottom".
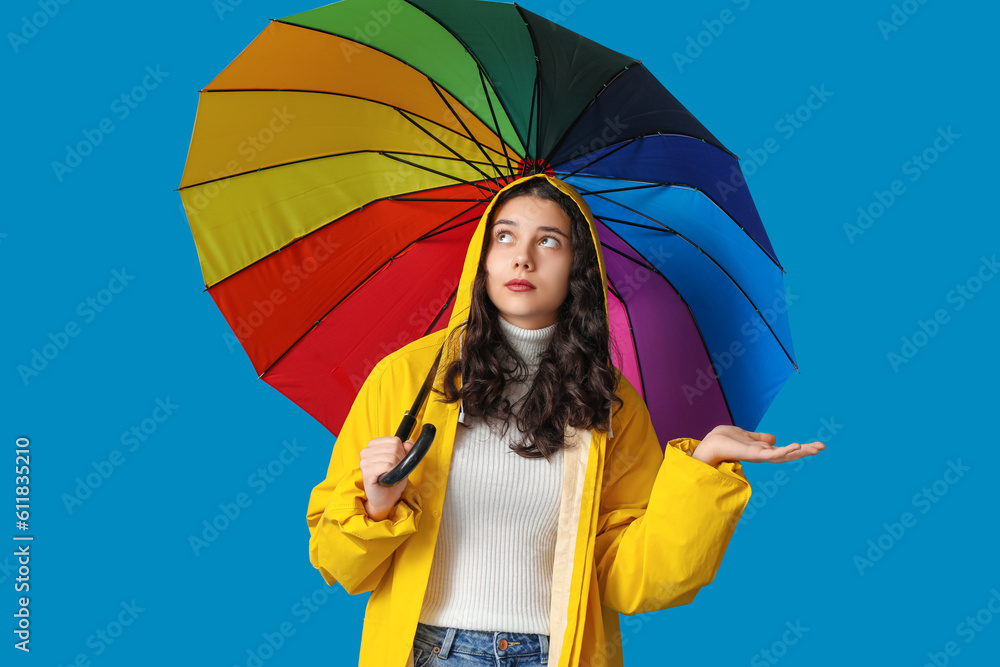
{"left": 359, "top": 436, "right": 415, "bottom": 521}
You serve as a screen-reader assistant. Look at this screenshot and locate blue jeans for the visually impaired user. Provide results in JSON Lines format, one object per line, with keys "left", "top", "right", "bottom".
{"left": 412, "top": 622, "right": 549, "bottom": 666}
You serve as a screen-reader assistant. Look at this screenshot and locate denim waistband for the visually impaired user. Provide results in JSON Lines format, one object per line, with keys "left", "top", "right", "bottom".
{"left": 414, "top": 622, "right": 549, "bottom": 663}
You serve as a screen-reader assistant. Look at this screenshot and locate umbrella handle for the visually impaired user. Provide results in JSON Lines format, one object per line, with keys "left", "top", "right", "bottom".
{"left": 376, "top": 422, "right": 436, "bottom": 487}
{"left": 375, "top": 341, "right": 445, "bottom": 487}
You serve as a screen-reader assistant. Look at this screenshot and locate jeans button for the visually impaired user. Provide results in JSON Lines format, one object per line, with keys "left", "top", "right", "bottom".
{"left": 498, "top": 639, "right": 508, "bottom": 650}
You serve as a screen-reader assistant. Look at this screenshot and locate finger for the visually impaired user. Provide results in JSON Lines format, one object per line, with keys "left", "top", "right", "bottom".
{"left": 772, "top": 443, "right": 823, "bottom": 464}
{"left": 366, "top": 455, "right": 406, "bottom": 468}
{"left": 746, "top": 431, "right": 778, "bottom": 445}
{"left": 772, "top": 443, "right": 801, "bottom": 459}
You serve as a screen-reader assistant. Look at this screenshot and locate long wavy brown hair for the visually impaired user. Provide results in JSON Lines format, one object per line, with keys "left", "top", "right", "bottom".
{"left": 432, "top": 177, "right": 624, "bottom": 461}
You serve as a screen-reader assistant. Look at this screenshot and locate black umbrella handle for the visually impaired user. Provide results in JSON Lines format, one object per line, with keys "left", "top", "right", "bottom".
{"left": 376, "top": 422, "right": 436, "bottom": 487}
{"left": 374, "top": 342, "right": 445, "bottom": 487}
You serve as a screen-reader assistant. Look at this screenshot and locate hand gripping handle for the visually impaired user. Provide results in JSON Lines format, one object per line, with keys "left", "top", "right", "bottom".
{"left": 375, "top": 422, "right": 436, "bottom": 487}
{"left": 373, "top": 343, "right": 444, "bottom": 488}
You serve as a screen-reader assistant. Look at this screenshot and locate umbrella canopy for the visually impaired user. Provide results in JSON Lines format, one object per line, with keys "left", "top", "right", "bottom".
{"left": 178, "top": 0, "right": 796, "bottom": 446}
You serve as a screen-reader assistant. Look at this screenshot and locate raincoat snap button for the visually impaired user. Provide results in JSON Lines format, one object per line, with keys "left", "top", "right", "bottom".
{"left": 498, "top": 639, "right": 508, "bottom": 650}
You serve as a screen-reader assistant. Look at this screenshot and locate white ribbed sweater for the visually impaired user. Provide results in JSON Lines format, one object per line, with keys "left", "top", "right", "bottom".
{"left": 418, "top": 316, "right": 564, "bottom": 635}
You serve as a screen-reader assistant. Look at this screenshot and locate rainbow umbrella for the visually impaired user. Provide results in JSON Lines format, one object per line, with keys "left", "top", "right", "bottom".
{"left": 177, "top": 0, "right": 796, "bottom": 446}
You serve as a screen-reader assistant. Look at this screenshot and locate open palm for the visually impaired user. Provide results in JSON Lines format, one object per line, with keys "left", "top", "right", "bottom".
{"left": 699, "top": 425, "right": 826, "bottom": 465}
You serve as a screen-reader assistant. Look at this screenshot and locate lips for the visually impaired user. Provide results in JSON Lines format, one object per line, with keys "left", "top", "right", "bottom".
{"left": 505, "top": 279, "right": 535, "bottom": 290}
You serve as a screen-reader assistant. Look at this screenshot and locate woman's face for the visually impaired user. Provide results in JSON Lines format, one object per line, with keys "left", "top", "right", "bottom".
{"left": 484, "top": 194, "right": 574, "bottom": 329}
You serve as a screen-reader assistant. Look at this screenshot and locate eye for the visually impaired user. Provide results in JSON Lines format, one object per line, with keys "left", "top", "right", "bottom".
{"left": 540, "top": 236, "right": 560, "bottom": 248}
{"left": 496, "top": 231, "right": 512, "bottom": 243}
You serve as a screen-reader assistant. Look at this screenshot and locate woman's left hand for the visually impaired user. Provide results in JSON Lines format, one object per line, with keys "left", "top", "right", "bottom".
{"left": 694, "top": 425, "right": 825, "bottom": 466}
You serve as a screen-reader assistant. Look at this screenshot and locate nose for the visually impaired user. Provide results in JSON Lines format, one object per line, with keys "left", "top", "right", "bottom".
{"left": 512, "top": 245, "right": 533, "bottom": 270}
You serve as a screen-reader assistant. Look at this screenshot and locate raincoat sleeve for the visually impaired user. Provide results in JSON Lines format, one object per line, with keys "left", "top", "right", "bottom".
{"left": 306, "top": 357, "right": 424, "bottom": 595}
{"left": 594, "top": 380, "right": 752, "bottom": 616}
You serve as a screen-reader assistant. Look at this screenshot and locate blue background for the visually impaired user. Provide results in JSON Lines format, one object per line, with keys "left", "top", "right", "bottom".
{"left": 3, "top": 0, "right": 997, "bottom": 665}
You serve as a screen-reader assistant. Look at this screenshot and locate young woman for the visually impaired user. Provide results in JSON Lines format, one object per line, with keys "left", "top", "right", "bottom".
{"left": 306, "top": 174, "right": 824, "bottom": 667}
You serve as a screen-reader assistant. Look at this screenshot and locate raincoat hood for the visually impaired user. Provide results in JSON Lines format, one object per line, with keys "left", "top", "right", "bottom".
{"left": 446, "top": 173, "right": 609, "bottom": 335}
{"left": 306, "top": 173, "right": 752, "bottom": 667}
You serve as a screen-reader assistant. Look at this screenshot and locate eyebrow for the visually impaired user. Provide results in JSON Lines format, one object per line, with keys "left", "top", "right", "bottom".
{"left": 494, "top": 218, "right": 571, "bottom": 241}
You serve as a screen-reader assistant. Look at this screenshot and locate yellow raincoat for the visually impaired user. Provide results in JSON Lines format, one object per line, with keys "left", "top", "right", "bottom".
{"left": 306, "top": 174, "right": 752, "bottom": 666}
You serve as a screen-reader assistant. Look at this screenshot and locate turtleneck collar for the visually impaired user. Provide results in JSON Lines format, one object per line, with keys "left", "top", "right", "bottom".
{"left": 497, "top": 316, "right": 556, "bottom": 368}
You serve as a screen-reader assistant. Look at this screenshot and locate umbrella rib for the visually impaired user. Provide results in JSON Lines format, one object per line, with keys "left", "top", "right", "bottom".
{"left": 380, "top": 152, "right": 496, "bottom": 198}
{"left": 600, "top": 235, "right": 739, "bottom": 428}
{"left": 183, "top": 149, "right": 501, "bottom": 193}
{"left": 524, "top": 74, "right": 538, "bottom": 167}
{"left": 476, "top": 65, "right": 515, "bottom": 185}
{"left": 184, "top": 149, "right": 501, "bottom": 206}
{"left": 185, "top": 87, "right": 511, "bottom": 178}
{"left": 570, "top": 183, "right": 662, "bottom": 196}
{"left": 202, "top": 184, "right": 485, "bottom": 290}
{"left": 541, "top": 65, "right": 738, "bottom": 165}
{"left": 428, "top": 78, "right": 513, "bottom": 185}
{"left": 267, "top": 18, "right": 524, "bottom": 164}
{"left": 550, "top": 169, "right": 669, "bottom": 186}
{"left": 423, "top": 284, "right": 459, "bottom": 337}
{"left": 595, "top": 215, "right": 678, "bottom": 235}
{"left": 553, "top": 136, "right": 639, "bottom": 180}
{"left": 565, "top": 176, "right": 785, "bottom": 273}
{"left": 542, "top": 62, "right": 637, "bottom": 167}
{"left": 604, "top": 276, "right": 648, "bottom": 402}
{"left": 513, "top": 3, "right": 544, "bottom": 162}
{"left": 590, "top": 200, "right": 797, "bottom": 372}
{"left": 389, "top": 196, "right": 492, "bottom": 203}
{"left": 395, "top": 108, "right": 500, "bottom": 189}
{"left": 552, "top": 132, "right": 745, "bottom": 185}
{"left": 256, "top": 210, "right": 484, "bottom": 378}
{"left": 406, "top": 0, "right": 526, "bottom": 176}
